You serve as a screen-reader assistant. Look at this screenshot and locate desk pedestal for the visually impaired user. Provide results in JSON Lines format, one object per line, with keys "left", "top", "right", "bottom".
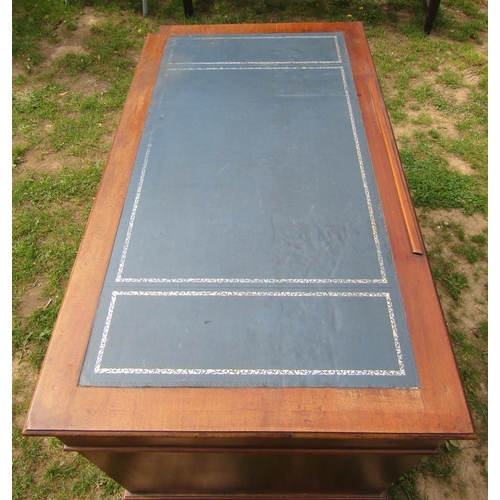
{"left": 65, "top": 438, "right": 433, "bottom": 498}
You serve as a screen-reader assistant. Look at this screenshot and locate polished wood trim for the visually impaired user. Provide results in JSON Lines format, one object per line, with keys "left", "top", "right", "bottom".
{"left": 366, "top": 77, "right": 423, "bottom": 255}
{"left": 159, "top": 22, "right": 362, "bottom": 35}
{"left": 64, "top": 445, "right": 439, "bottom": 455}
{"left": 122, "top": 493, "right": 389, "bottom": 500}
{"left": 23, "top": 23, "right": 475, "bottom": 440}
{"left": 57, "top": 435, "right": 445, "bottom": 450}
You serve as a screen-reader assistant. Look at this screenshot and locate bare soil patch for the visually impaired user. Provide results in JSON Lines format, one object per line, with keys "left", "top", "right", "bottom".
{"left": 447, "top": 155, "right": 476, "bottom": 175}
{"left": 416, "top": 441, "right": 487, "bottom": 500}
{"left": 17, "top": 278, "right": 50, "bottom": 320}
{"left": 393, "top": 106, "right": 462, "bottom": 141}
{"left": 425, "top": 209, "right": 487, "bottom": 330}
{"left": 18, "top": 149, "right": 84, "bottom": 174}
{"left": 411, "top": 207, "right": 488, "bottom": 499}
{"left": 17, "top": 7, "right": 111, "bottom": 96}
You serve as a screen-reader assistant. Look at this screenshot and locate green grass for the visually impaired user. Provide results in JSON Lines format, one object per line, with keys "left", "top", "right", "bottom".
{"left": 12, "top": 0, "right": 488, "bottom": 498}
{"left": 13, "top": 167, "right": 102, "bottom": 281}
{"left": 400, "top": 147, "right": 486, "bottom": 214}
{"left": 451, "top": 326, "right": 488, "bottom": 443}
{"left": 12, "top": 0, "right": 82, "bottom": 66}
{"left": 12, "top": 166, "right": 103, "bottom": 370}
{"left": 13, "top": 430, "right": 122, "bottom": 500}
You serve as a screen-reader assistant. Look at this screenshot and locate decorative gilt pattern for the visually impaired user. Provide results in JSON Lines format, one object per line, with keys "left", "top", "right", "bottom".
{"left": 94, "top": 290, "right": 405, "bottom": 377}
{"left": 115, "top": 60, "right": 387, "bottom": 284}
{"left": 87, "top": 34, "right": 414, "bottom": 385}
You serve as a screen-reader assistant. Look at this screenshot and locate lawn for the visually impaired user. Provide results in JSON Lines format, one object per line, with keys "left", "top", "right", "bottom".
{"left": 12, "top": 0, "right": 487, "bottom": 498}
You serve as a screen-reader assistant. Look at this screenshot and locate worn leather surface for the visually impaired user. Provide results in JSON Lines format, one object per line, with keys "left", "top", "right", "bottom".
{"left": 79, "top": 33, "right": 419, "bottom": 388}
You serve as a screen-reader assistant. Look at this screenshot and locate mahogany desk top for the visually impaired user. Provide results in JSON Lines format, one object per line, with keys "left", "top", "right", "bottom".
{"left": 25, "top": 21, "right": 474, "bottom": 457}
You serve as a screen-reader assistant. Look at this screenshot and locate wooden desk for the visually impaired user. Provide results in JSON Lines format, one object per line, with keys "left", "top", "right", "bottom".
{"left": 24, "top": 22, "right": 474, "bottom": 499}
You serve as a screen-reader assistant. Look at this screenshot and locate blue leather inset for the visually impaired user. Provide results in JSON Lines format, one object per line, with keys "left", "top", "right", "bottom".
{"left": 79, "top": 33, "right": 419, "bottom": 388}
